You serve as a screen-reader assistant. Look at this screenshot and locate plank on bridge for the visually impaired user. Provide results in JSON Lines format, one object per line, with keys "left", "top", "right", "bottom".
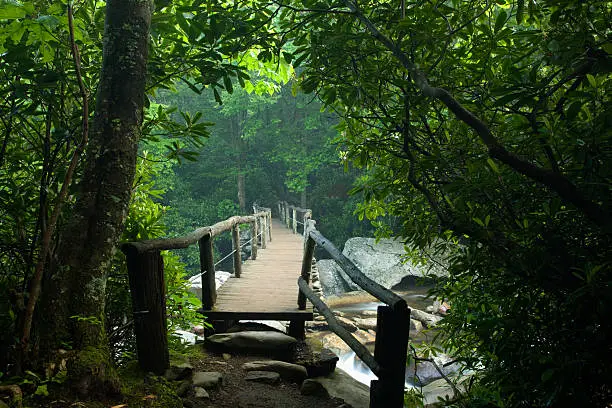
{"left": 197, "top": 218, "right": 313, "bottom": 321}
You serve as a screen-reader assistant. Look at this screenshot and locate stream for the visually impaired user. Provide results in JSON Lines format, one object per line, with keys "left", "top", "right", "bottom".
{"left": 332, "top": 288, "right": 433, "bottom": 389}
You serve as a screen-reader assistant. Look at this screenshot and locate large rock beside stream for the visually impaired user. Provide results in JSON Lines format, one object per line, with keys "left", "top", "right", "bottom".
{"left": 205, "top": 331, "right": 297, "bottom": 353}
{"left": 318, "top": 238, "right": 447, "bottom": 296}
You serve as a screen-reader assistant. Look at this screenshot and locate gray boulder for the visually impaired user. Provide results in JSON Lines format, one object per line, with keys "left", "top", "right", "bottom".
{"left": 300, "top": 379, "right": 329, "bottom": 397}
{"left": 312, "top": 368, "right": 369, "bottom": 408}
{"left": 205, "top": 331, "right": 297, "bottom": 352}
{"left": 317, "top": 259, "right": 360, "bottom": 296}
{"left": 411, "top": 308, "right": 443, "bottom": 328}
{"left": 193, "top": 387, "right": 210, "bottom": 399}
{"left": 245, "top": 370, "right": 281, "bottom": 385}
{"left": 242, "top": 360, "right": 308, "bottom": 382}
{"left": 192, "top": 371, "right": 223, "bottom": 389}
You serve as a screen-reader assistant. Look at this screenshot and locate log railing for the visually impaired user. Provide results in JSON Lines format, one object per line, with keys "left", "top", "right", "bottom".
{"left": 120, "top": 206, "right": 272, "bottom": 374}
{"left": 278, "top": 201, "right": 312, "bottom": 237}
{"left": 280, "top": 201, "right": 410, "bottom": 408}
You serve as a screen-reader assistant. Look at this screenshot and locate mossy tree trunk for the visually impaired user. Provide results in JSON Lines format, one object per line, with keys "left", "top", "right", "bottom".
{"left": 36, "top": 0, "right": 153, "bottom": 396}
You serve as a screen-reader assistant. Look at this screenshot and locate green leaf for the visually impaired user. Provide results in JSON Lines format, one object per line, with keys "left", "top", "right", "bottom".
{"left": 213, "top": 88, "right": 222, "bottom": 104}
{"left": 495, "top": 10, "right": 507, "bottom": 32}
{"left": 516, "top": 0, "right": 524, "bottom": 24}
{"left": 487, "top": 158, "right": 500, "bottom": 173}
{"left": 0, "top": 4, "right": 26, "bottom": 19}
{"left": 586, "top": 74, "right": 596, "bottom": 88}
{"left": 223, "top": 75, "right": 233, "bottom": 94}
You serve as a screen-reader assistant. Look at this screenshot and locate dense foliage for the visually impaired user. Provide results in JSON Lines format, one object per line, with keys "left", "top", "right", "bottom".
{"left": 278, "top": 0, "right": 611, "bottom": 406}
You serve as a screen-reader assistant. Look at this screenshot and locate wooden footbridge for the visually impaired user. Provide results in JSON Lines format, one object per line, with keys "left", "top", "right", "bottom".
{"left": 121, "top": 202, "right": 410, "bottom": 408}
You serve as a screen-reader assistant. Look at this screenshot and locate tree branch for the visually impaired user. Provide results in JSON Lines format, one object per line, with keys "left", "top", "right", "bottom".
{"left": 339, "top": 0, "right": 610, "bottom": 230}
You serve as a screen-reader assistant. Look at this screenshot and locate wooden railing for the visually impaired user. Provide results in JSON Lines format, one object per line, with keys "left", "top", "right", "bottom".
{"left": 279, "top": 201, "right": 410, "bottom": 408}
{"left": 120, "top": 206, "right": 272, "bottom": 374}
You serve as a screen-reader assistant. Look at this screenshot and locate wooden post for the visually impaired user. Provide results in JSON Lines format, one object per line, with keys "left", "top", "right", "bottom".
{"left": 285, "top": 203, "right": 290, "bottom": 228}
{"left": 292, "top": 207, "right": 297, "bottom": 234}
{"left": 370, "top": 305, "right": 410, "bottom": 408}
{"left": 250, "top": 220, "right": 258, "bottom": 260}
{"left": 278, "top": 202, "right": 282, "bottom": 223}
{"left": 232, "top": 224, "right": 242, "bottom": 278}
{"left": 123, "top": 247, "right": 169, "bottom": 375}
{"left": 261, "top": 214, "right": 267, "bottom": 249}
{"left": 289, "top": 235, "right": 316, "bottom": 339}
{"left": 199, "top": 234, "right": 216, "bottom": 309}
{"left": 267, "top": 211, "right": 272, "bottom": 242}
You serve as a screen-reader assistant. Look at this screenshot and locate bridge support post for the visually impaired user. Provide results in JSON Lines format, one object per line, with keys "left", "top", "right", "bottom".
{"left": 199, "top": 234, "right": 216, "bottom": 309}
{"left": 292, "top": 208, "right": 297, "bottom": 234}
{"left": 267, "top": 211, "right": 272, "bottom": 242}
{"left": 123, "top": 247, "right": 169, "bottom": 375}
{"left": 261, "top": 214, "right": 267, "bottom": 249}
{"left": 370, "top": 305, "right": 410, "bottom": 408}
{"left": 250, "top": 220, "right": 258, "bottom": 260}
{"left": 232, "top": 224, "right": 242, "bottom": 277}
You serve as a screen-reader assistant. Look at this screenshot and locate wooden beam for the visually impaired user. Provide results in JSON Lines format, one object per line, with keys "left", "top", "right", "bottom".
{"left": 123, "top": 247, "right": 169, "bottom": 375}
{"left": 232, "top": 224, "right": 242, "bottom": 278}
{"left": 199, "top": 235, "right": 216, "bottom": 309}
{"left": 250, "top": 220, "right": 258, "bottom": 260}
{"left": 298, "top": 277, "right": 381, "bottom": 376}
{"left": 308, "top": 230, "right": 407, "bottom": 312}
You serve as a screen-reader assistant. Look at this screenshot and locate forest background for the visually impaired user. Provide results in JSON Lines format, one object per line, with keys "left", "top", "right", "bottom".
{"left": 0, "top": 0, "right": 610, "bottom": 407}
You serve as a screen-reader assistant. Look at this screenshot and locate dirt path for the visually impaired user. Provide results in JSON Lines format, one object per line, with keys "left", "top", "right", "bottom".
{"left": 185, "top": 351, "right": 348, "bottom": 408}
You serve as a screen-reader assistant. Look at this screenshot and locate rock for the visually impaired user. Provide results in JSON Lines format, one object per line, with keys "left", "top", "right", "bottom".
{"left": 226, "top": 321, "right": 285, "bottom": 334}
{"left": 242, "top": 360, "right": 308, "bottom": 382}
{"left": 361, "top": 310, "right": 378, "bottom": 317}
{"left": 188, "top": 271, "right": 232, "bottom": 298}
{"left": 175, "top": 380, "right": 191, "bottom": 397}
{"left": 312, "top": 368, "right": 369, "bottom": 408}
{"left": 353, "top": 317, "right": 377, "bottom": 331}
{"left": 192, "top": 371, "right": 224, "bottom": 389}
{"left": 300, "top": 379, "right": 330, "bottom": 397}
{"left": 353, "top": 329, "right": 376, "bottom": 345}
{"left": 222, "top": 353, "right": 231, "bottom": 360}
{"left": 245, "top": 370, "right": 281, "bottom": 385}
{"left": 164, "top": 363, "right": 193, "bottom": 381}
{"left": 336, "top": 316, "right": 358, "bottom": 332}
{"left": 205, "top": 331, "right": 297, "bottom": 352}
{"left": 193, "top": 387, "right": 210, "bottom": 399}
{"left": 409, "top": 354, "right": 461, "bottom": 386}
{"left": 320, "top": 333, "right": 352, "bottom": 355}
{"left": 306, "top": 320, "right": 329, "bottom": 330}
{"left": 411, "top": 309, "right": 443, "bottom": 327}
{"left": 410, "top": 319, "right": 423, "bottom": 333}
{"left": 333, "top": 310, "right": 346, "bottom": 317}
{"left": 317, "top": 259, "right": 361, "bottom": 296}
{"left": 299, "top": 348, "right": 339, "bottom": 377}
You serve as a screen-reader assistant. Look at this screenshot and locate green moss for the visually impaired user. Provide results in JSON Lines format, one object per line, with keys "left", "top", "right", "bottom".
{"left": 118, "top": 361, "right": 182, "bottom": 408}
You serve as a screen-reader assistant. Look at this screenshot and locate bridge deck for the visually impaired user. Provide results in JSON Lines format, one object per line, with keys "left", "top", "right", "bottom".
{"left": 197, "top": 219, "right": 313, "bottom": 321}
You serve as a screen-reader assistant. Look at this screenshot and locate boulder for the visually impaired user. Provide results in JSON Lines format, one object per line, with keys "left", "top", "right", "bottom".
{"left": 205, "top": 331, "right": 297, "bottom": 352}
{"left": 192, "top": 371, "right": 224, "bottom": 389}
{"left": 299, "top": 348, "right": 339, "bottom": 377}
{"left": 164, "top": 363, "right": 193, "bottom": 381}
{"left": 336, "top": 316, "right": 358, "bottom": 332}
{"left": 353, "top": 317, "right": 377, "bottom": 331}
{"left": 245, "top": 370, "right": 281, "bottom": 385}
{"left": 409, "top": 354, "right": 461, "bottom": 386}
{"left": 193, "top": 387, "right": 210, "bottom": 399}
{"left": 410, "top": 318, "right": 424, "bottom": 333}
{"left": 242, "top": 360, "right": 308, "bottom": 383}
{"left": 188, "top": 271, "right": 232, "bottom": 299}
{"left": 312, "top": 368, "right": 370, "bottom": 408}
{"left": 300, "top": 379, "right": 330, "bottom": 397}
{"left": 317, "top": 259, "right": 360, "bottom": 296}
{"left": 411, "top": 309, "right": 443, "bottom": 328}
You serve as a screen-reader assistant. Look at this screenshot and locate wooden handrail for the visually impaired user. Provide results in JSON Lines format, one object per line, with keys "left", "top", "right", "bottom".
{"left": 280, "top": 200, "right": 409, "bottom": 408}
{"left": 121, "top": 212, "right": 269, "bottom": 253}
{"left": 307, "top": 230, "right": 407, "bottom": 311}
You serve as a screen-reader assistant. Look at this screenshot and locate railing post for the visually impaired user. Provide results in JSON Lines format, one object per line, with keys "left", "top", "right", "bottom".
{"left": 285, "top": 202, "right": 290, "bottom": 229}
{"left": 123, "top": 246, "right": 169, "bottom": 375}
{"left": 250, "top": 220, "right": 258, "bottom": 260}
{"left": 370, "top": 305, "right": 410, "bottom": 408}
{"left": 199, "top": 234, "right": 216, "bottom": 309}
{"left": 261, "top": 214, "right": 267, "bottom": 249}
{"left": 289, "top": 235, "right": 316, "bottom": 339}
{"left": 292, "top": 207, "right": 297, "bottom": 234}
{"left": 231, "top": 223, "right": 242, "bottom": 278}
{"left": 278, "top": 202, "right": 282, "bottom": 223}
{"left": 267, "top": 211, "right": 272, "bottom": 242}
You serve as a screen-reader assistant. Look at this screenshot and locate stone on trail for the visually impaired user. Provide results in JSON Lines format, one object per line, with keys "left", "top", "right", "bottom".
{"left": 299, "top": 348, "right": 339, "bottom": 377}
{"left": 245, "top": 370, "right": 281, "bottom": 385}
{"left": 193, "top": 386, "right": 210, "bottom": 399}
{"left": 192, "top": 371, "right": 224, "bottom": 389}
{"left": 205, "top": 331, "right": 297, "bottom": 352}
{"left": 164, "top": 362, "right": 193, "bottom": 381}
{"left": 300, "top": 378, "right": 330, "bottom": 397}
{"left": 242, "top": 360, "right": 308, "bottom": 383}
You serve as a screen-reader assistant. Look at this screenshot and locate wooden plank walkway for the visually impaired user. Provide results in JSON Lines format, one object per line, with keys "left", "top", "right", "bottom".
{"left": 198, "top": 218, "right": 313, "bottom": 321}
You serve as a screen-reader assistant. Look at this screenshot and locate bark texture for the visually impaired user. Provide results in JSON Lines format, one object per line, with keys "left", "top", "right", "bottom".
{"left": 37, "top": 0, "right": 153, "bottom": 395}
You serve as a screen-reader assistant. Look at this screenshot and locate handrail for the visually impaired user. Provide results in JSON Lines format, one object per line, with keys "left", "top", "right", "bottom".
{"left": 120, "top": 206, "right": 272, "bottom": 375}
{"left": 279, "top": 201, "right": 409, "bottom": 408}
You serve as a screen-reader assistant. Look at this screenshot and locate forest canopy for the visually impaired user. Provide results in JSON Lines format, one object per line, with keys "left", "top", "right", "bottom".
{"left": 1, "top": 0, "right": 611, "bottom": 407}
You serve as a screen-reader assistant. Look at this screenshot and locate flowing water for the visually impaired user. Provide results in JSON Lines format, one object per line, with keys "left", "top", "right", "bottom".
{"left": 332, "top": 286, "right": 433, "bottom": 388}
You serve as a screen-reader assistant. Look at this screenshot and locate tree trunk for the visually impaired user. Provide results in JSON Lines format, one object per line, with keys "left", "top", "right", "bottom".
{"left": 37, "top": 0, "right": 152, "bottom": 396}
{"left": 237, "top": 171, "right": 246, "bottom": 212}
{"left": 300, "top": 188, "right": 307, "bottom": 208}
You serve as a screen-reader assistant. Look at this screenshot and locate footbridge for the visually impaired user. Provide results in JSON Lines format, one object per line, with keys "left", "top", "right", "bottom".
{"left": 121, "top": 202, "right": 410, "bottom": 408}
